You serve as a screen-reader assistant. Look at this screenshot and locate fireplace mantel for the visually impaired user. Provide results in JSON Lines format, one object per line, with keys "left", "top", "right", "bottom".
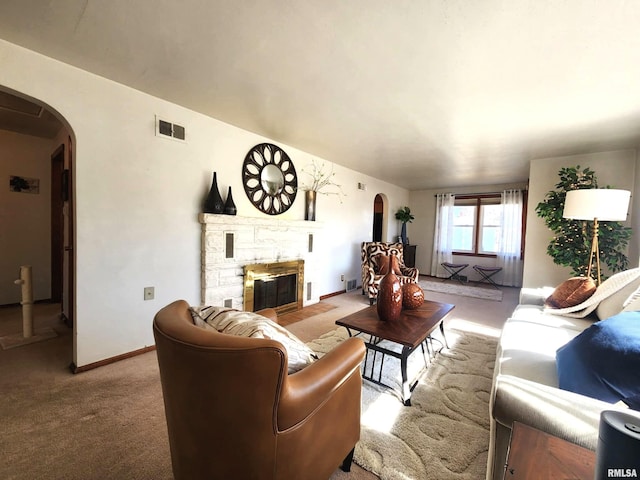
{"left": 199, "top": 213, "right": 322, "bottom": 309}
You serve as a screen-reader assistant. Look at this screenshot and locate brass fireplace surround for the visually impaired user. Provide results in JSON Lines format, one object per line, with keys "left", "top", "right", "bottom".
{"left": 243, "top": 260, "right": 304, "bottom": 314}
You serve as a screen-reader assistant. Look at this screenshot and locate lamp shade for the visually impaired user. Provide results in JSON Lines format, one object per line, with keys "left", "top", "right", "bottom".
{"left": 563, "top": 189, "right": 630, "bottom": 221}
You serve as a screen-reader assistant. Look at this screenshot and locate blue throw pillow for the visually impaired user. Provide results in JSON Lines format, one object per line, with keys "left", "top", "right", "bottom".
{"left": 556, "top": 311, "right": 640, "bottom": 408}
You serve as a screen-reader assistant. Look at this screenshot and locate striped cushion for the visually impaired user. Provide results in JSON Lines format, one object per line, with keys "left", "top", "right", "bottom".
{"left": 189, "top": 306, "right": 317, "bottom": 373}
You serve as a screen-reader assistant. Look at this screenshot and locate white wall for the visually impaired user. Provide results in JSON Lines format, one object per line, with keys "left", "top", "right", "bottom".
{"left": 409, "top": 182, "right": 528, "bottom": 279}
{"left": 0, "top": 130, "right": 55, "bottom": 304}
{"left": 523, "top": 149, "right": 638, "bottom": 288}
{"left": 0, "top": 39, "right": 409, "bottom": 368}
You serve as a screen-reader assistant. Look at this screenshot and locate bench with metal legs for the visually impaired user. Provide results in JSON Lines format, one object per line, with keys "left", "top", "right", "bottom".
{"left": 473, "top": 265, "right": 502, "bottom": 289}
{"left": 440, "top": 262, "right": 469, "bottom": 284}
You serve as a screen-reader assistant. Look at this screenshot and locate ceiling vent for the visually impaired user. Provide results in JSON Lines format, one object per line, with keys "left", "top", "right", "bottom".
{"left": 155, "top": 115, "right": 186, "bottom": 142}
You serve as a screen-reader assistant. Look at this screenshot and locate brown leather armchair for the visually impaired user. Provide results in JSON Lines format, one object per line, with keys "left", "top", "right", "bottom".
{"left": 153, "top": 300, "right": 366, "bottom": 480}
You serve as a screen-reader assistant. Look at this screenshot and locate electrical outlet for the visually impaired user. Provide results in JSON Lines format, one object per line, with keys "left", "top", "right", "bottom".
{"left": 340, "top": 274, "right": 345, "bottom": 282}
{"left": 144, "top": 286, "right": 155, "bottom": 300}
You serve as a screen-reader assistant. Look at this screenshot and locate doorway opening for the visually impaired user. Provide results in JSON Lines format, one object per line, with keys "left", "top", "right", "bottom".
{"left": 373, "top": 194, "right": 383, "bottom": 242}
{"left": 0, "top": 87, "right": 74, "bottom": 358}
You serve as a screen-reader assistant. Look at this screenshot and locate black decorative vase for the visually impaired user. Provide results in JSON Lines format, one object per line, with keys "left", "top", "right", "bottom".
{"left": 204, "top": 171, "right": 224, "bottom": 214}
{"left": 224, "top": 186, "right": 237, "bottom": 215}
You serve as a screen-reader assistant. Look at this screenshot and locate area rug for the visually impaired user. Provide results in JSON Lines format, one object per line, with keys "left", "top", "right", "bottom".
{"left": 307, "top": 327, "right": 497, "bottom": 480}
{"left": 420, "top": 279, "right": 503, "bottom": 302}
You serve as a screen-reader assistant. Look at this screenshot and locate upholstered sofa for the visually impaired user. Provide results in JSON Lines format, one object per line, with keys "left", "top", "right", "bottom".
{"left": 487, "top": 269, "right": 640, "bottom": 480}
{"left": 361, "top": 242, "right": 419, "bottom": 305}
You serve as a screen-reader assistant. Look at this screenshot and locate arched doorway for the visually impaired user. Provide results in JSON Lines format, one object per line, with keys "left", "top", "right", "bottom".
{"left": 0, "top": 87, "right": 74, "bottom": 356}
{"left": 372, "top": 194, "right": 383, "bottom": 241}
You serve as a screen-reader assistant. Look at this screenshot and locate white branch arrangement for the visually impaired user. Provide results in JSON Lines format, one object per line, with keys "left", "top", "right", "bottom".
{"left": 301, "top": 158, "right": 346, "bottom": 201}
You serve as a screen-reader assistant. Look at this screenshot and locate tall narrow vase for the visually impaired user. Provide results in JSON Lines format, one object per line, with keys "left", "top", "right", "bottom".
{"left": 376, "top": 255, "right": 402, "bottom": 322}
{"left": 305, "top": 190, "right": 317, "bottom": 221}
{"left": 204, "top": 171, "right": 224, "bottom": 214}
{"left": 224, "top": 186, "right": 237, "bottom": 215}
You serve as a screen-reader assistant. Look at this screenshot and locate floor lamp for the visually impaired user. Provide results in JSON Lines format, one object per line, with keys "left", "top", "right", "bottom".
{"left": 563, "top": 189, "right": 631, "bottom": 285}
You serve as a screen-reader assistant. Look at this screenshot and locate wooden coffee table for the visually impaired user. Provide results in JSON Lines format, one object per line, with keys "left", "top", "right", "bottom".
{"left": 335, "top": 300, "right": 454, "bottom": 405}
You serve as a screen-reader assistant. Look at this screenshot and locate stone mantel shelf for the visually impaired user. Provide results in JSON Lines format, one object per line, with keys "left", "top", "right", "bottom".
{"left": 199, "top": 213, "right": 324, "bottom": 229}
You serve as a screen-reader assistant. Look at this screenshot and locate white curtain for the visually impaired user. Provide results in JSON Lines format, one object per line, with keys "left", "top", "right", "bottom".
{"left": 430, "top": 193, "right": 455, "bottom": 277}
{"left": 497, "top": 189, "right": 524, "bottom": 287}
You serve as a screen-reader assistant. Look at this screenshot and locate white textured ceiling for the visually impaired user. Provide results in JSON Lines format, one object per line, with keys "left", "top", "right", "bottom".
{"left": 2, "top": 1, "right": 640, "bottom": 189}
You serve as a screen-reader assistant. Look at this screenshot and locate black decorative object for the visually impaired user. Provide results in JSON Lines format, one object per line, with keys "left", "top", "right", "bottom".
{"left": 204, "top": 171, "right": 224, "bottom": 214}
{"left": 595, "top": 410, "right": 640, "bottom": 479}
{"left": 224, "top": 186, "right": 237, "bottom": 215}
{"left": 242, "top": 143, "right": 297, "bottom": 215}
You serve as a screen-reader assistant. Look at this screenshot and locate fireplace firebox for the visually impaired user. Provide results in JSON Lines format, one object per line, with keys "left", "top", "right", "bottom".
{"left": 243, "top": 260, "right": 304, "bottom": 314}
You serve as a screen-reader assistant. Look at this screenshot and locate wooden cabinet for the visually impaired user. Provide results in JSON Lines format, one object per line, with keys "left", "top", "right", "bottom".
{"left": 403, "top": 245, "right": 416, "bottom": 268}
{"left": 504, "top": 422, "right": 595, "bottom": 479}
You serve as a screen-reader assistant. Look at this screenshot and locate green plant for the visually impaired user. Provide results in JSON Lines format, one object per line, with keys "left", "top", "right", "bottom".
{"left": 395, "top": 206, "right": 414, "bottom": 224}
{"left": 395, "top": 207, "right": 414, "bottom": 244}
{"left": 535, "top": 165, "right": 631, "bottom": 278}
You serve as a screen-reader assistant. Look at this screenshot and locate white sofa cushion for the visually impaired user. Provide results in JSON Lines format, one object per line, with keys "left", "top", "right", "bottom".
{"left": 497, "top": 319, "right": 585, "bottom": 387}
{"left": 510, "top": 304, "right": 595, "bottom": 331}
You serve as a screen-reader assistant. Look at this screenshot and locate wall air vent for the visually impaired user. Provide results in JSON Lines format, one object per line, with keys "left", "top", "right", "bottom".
{"left": 155, "top": 115, "right": 186, "bottom": 142}
{"left": 346, "top": 279, "right": 358, "bottom": 292}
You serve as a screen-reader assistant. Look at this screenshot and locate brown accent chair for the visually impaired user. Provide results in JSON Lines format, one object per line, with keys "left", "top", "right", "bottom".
{"left": 361, "top": 241, "right": 419, "bottom": 305}
{"left": 153, "top": 299, "right": 366, "bottom": 480}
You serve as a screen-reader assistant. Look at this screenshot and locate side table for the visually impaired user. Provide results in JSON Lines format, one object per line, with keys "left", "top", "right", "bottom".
{"left": 504, "top": 422, "right": 595, "bottom": 479}
{"left": 403, "top": 244, "right": 416, "bottom": 268}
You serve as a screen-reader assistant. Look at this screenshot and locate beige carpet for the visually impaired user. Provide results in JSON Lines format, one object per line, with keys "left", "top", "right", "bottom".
{"left": 0, "top": 288, "right": 517, "bottom": 480}
{"left": 308, "top": 326, "right": 497, "bottom": 480}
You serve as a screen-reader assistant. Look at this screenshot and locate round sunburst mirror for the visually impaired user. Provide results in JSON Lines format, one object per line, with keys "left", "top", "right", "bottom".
{"left": 242, "top": 143, "right": 297, "bottom": 215}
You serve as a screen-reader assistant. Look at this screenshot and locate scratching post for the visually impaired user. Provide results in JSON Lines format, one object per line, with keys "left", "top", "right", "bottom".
{"left": 0, "top": 265, "right": 57, "bottom": 350}
{"left": 14, "top": 265, "right": 34, "bottom": 338}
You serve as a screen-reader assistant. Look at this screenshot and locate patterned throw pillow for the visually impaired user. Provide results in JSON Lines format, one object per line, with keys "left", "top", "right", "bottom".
{"left": 545, "top": 276, "right": 597, "bottom": 309}
{"left": 189, "top": 306, "right": 317, "bottom": 374}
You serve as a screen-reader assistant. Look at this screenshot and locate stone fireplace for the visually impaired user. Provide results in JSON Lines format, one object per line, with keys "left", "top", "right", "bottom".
{"left": 199, "top": 214, "right": 322, "bottom": 311}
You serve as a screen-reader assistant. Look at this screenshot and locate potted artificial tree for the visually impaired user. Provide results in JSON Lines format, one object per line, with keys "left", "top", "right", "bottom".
{"left": 535, "top": 165, "right": 631, "bottom": 279}
{"left": 395, "top": 206, "right": 414, "bottom": 244}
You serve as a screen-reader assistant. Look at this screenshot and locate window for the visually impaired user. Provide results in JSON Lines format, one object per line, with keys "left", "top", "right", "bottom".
{"left": 452, "top": 195, "right": 502, "bottom": 256}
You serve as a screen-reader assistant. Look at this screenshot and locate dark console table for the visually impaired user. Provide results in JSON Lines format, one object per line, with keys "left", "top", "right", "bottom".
{"left": 403, "top": 244, "right": 416, "bottom": 268}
